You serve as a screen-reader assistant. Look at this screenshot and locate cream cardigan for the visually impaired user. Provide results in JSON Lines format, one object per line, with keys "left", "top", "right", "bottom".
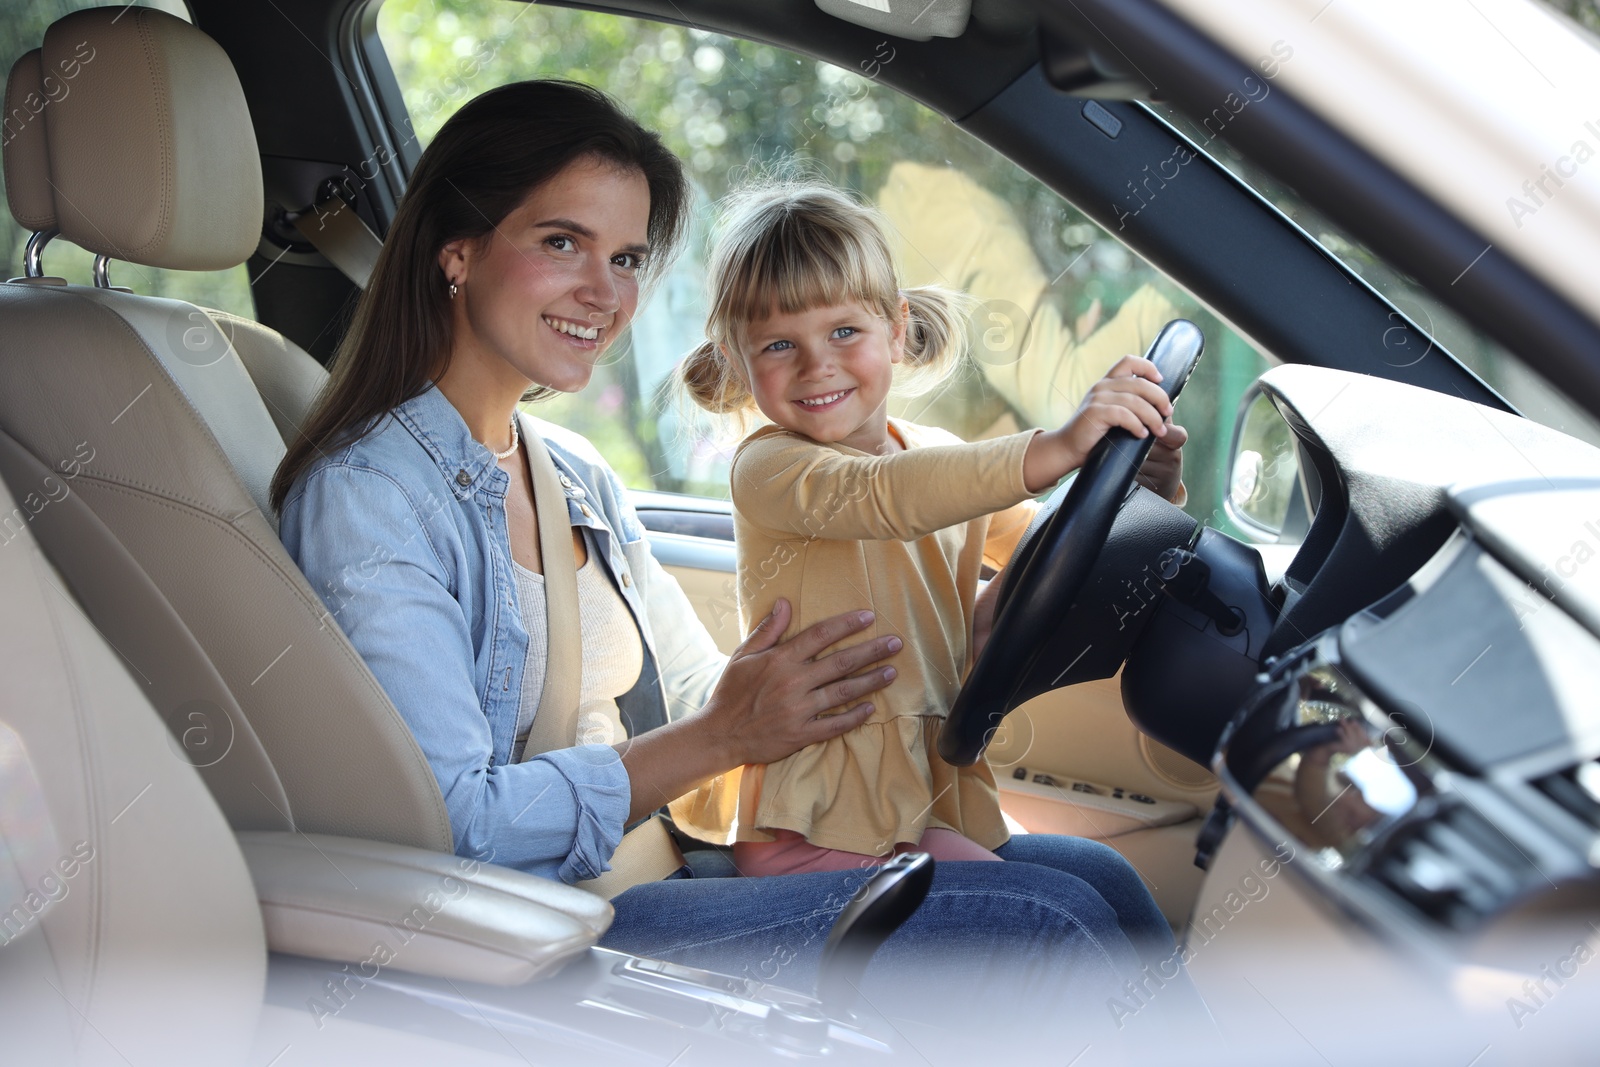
{"left": 670, "top": 419, "right": 1039, "bottom": 855}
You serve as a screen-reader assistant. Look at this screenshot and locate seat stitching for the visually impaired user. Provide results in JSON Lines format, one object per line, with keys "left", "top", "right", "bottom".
{"left": 131, "top": 11, "right": 174, "bottom": 261}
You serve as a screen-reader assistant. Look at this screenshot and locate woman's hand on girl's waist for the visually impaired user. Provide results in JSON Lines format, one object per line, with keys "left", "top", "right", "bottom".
{"left": 705, "top": 600, "right": 902, "bottom": 767}
{"left": 616, "top": 601, "right": 901, "bottom": 819}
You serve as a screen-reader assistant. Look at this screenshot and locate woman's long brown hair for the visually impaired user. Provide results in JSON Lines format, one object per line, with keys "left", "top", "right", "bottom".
{"left": 269, "top": 80, "right": 689, "bottom": 512}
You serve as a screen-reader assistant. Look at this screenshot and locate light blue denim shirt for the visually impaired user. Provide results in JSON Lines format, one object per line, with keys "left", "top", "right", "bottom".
{"left": 279, "top": 384, "right": 726, "bottom": 883}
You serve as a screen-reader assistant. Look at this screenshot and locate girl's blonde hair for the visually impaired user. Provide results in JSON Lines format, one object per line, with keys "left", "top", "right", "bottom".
{"left": 680, "top": 182, "right": 972, "bottom": 419}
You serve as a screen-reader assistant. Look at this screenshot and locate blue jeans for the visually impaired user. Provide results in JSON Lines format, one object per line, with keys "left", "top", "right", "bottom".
{"left": 994, "top": 835, "right": 1176, "bottom": 969}
{"left": 599, "top": 834, "right": 1185, "bottom": 1029}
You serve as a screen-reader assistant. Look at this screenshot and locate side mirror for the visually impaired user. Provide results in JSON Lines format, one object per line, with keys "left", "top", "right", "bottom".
{"left": 1225, "top": 387, "right": 1308, "bottom": 544}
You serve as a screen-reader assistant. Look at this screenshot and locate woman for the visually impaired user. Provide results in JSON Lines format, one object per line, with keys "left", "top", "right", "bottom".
{"left": 272, "top": 80, "right": 1180, "bottom": 1023}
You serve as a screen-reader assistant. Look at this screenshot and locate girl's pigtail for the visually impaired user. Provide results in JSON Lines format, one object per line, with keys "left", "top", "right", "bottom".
{"left": 899, "top": 284, "right": 977, "bottom": 388}
{"left": 680, "top": 340, "right": 753, "bottom": 415}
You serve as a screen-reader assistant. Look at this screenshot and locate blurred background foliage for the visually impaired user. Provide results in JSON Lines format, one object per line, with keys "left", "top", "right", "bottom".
{"left": 1548, "top": 0, "right": 1600, "bottom": 30}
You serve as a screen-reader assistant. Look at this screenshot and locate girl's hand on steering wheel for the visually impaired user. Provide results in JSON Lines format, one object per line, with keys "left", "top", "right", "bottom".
{"left": 1023, "top": 354, "right": 1176, "bottom": 493}
{"left": 705, "top": 600, "right": 902, "bottom": 768}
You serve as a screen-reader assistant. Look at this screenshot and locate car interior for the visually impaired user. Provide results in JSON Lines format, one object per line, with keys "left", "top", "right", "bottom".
{"left": 3, "top": 0, "right": 1600, "bottom": 1063}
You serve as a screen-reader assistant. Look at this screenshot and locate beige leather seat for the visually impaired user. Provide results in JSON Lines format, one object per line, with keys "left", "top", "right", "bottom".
{"left": 0, "top": 462, "right": 269, "bottom": 1065}
{"left": 0, "top": 454, "right": 614, "bottom": 1063}
{"left": 1, "top": 16, "right": 618, "bottom": 1024}
{"left": 2, "top": 48, "right": 61, "bottom": 285}
{"left": 0, "top": 7, "right": 453, "bottom": 852}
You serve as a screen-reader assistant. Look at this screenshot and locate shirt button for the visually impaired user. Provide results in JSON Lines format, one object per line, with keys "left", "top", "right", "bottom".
{"left": 621, "top": 572, "right": 632, "bottom": 588}
{"left": 455, "top": 469, "right": 471, "bottom": 487}
{"left": 579, "top": 504, "right": 593, "bottom": 519}
{"left": 559, "top": 474, "right": 574, "bottom": 489}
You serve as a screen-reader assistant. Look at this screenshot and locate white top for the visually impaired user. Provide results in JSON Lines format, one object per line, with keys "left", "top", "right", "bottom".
{"left": 510, "top": 529, "right": 644, "bottom": 762}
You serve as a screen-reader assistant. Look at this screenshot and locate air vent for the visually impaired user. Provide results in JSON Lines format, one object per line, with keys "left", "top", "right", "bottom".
{"left": 1534, "top": 759, "right": 1600, "bottom": 832}
{"left": 1368, "top": 803, "right": 1536, "bottom": 929}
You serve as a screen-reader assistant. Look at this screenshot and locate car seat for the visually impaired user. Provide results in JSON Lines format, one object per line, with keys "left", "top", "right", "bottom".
{"left": 0, "top": 461, "right": 269, "bottom": 1065}
{"left": 0, "top": 6, "right": 453, "bottom": 852}
{"left": 0, "top": 441, "right": 620, "bottom": 1062}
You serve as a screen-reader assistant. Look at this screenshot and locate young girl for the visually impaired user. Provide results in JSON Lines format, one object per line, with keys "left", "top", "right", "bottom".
{"left": 671, "top": 183, "right": 1185, "bottom": 876}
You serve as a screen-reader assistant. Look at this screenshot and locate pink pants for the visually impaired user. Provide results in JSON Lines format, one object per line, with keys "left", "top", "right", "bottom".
{"left": 732, "top": 827, "right": 1003, "bottom": 877}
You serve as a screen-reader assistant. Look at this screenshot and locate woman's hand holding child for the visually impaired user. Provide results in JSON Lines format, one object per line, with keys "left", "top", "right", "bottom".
{"left": 704, "top": 600, "right": 902, "bottom": 767}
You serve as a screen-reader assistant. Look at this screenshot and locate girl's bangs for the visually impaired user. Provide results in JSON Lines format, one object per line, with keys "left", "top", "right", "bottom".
{"left": 716, "top": 215, "right": 897, "bottom": 345}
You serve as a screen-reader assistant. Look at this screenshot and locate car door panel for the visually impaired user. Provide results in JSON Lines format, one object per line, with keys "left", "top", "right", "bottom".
{"left": 988, "top": 676, "right": 1216, "bottom": 924}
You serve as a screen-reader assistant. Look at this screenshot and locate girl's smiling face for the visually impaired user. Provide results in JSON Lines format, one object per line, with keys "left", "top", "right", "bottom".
{"left": 735, "top": 299, "right": 908, "bottom": 455}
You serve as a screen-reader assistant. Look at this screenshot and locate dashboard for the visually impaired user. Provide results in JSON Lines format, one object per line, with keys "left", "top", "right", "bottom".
{"left": 1195, "top": 366, "right": 1600, "bottom": 953}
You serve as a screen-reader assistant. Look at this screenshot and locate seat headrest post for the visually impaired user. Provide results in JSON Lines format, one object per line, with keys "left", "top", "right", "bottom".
{"left": 24, "top": 228, "right": 58, "bottom": 279}
{"left": 42, "top": 7, "right": 263, "bottom": 272}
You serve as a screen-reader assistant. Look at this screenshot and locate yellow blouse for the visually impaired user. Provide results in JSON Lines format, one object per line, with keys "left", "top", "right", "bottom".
{"left": 669, "top": 419, "right": 1039, "bottom": 855}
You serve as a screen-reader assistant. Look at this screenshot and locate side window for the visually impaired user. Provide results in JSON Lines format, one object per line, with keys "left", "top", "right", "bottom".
{"left": 1, "top": 0, "right": 255, "bottom": 320}
{"left": 376, "top": 0, "right": 1273, "bottom": 529}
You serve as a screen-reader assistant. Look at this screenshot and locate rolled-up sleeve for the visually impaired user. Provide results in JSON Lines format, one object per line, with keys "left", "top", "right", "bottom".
{"left": 500, "top": 746, "right": 629, "bottom": 883}
{"left": 279, "top": 463, "right": 630, "bottom": 883}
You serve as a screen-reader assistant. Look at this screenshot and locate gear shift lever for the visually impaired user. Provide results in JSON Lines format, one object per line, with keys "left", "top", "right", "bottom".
{"left": 815, "top": 852, "right": 935, "bottom": 1017}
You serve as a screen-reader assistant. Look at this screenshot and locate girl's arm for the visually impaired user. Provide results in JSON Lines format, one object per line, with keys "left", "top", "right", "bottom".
{"left": 732, "top": 429, "right": 1040, "bottom": 542}
{"left": 1020, "top": 354, "right": 1177, "bottom": 491}
{"left": 982, "top": 421, "right": 1187, "bottom": 573}
{"left": 736, "top": 356, "right": 1179, "bottom": 543}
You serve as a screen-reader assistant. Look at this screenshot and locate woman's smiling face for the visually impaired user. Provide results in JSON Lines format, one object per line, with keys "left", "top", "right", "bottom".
{"left": 736, "top": 299, "right": 908, "bottom": 455}
{"left": 438, "top": 155, "right": 652, "bottom": 394}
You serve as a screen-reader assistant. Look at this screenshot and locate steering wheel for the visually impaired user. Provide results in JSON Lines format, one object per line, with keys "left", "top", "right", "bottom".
{"left": 939, "top": 319, "right": 1205, "bottom": 766}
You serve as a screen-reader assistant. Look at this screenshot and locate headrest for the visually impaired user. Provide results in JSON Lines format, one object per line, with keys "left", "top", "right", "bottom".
{"left": 3, "top": 49, "right": 56, "bottom": 232}
{"left": 42, "top": 7, "right": 261, "bottom": 271}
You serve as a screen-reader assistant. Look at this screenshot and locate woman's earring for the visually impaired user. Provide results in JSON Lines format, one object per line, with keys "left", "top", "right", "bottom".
{"left": 448, "top": 280, "right": 459, "bottom": 300}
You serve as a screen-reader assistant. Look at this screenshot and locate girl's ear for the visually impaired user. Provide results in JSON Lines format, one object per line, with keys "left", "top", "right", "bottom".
{"left": 889, "top": 295, "right": 910, "bottom": 364}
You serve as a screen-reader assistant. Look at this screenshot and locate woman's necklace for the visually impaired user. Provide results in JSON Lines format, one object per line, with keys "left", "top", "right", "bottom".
{"left": 490, "top": 416, "right": 519, "bottom": 460}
